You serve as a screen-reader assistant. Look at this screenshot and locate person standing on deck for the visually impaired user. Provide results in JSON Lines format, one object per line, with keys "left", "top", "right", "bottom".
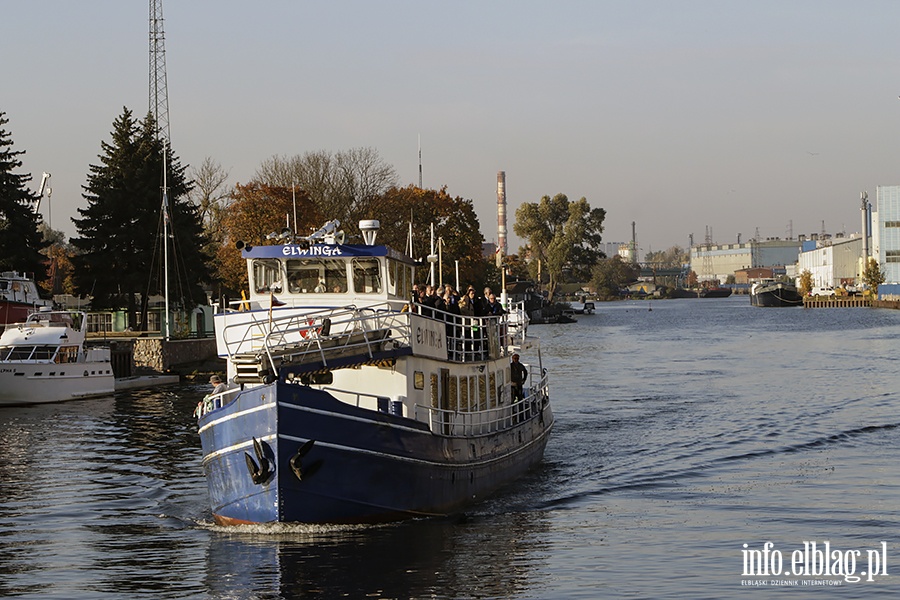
{"left": 510, "top": 353, "right": 527, "bottom": 401}
{"left": 210, "top": 375, "right": 227, "bottom": 395}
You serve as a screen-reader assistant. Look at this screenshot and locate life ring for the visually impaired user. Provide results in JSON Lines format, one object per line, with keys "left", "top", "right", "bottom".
{"left": 299, "top": 318, "right": 321, "bottom": 339}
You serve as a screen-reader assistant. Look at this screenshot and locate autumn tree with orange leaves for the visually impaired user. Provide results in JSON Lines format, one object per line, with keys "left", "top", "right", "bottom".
{"left": 374, "top": 185, "right": 487, "bottom": 288}
{"left": 215, "top": 182, "right": 319, "bottom": 294}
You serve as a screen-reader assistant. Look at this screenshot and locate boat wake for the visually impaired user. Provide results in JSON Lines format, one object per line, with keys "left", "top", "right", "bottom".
{"left": 527, "top": 418, "right": 900, "bottom": 513}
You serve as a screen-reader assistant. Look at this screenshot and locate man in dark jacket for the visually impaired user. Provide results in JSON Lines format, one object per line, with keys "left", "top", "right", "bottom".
{"left": 510, "top": 353, "right": 527, "bottom": 401}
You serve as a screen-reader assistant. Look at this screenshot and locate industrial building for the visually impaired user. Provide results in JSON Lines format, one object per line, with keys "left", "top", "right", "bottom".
{"left": 873, "top": 185, "right": 900, "bottom": 298}
{"left": 689, "top": 239, "right": 801, "bottom": 284}
{"left": 796, "top": 235, "right": 865, "bottom": 289}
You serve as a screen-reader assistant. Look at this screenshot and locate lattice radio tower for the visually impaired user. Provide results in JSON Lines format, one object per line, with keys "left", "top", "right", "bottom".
{"left": 149, "top": 0, "right": 170, "bottom": 144}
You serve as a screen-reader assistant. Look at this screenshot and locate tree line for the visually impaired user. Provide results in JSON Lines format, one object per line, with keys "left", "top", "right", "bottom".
{"left": 1, "top": 107, "right": 633, "bottom": 326}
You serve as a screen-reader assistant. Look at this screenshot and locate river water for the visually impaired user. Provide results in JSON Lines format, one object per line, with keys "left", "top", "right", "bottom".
{"left": 2, "top": 296, "right": 900, "bottom": 599}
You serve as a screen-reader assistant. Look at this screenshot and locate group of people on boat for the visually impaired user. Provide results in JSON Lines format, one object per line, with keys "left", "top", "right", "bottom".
{"left": 408, "top": 284, "right": 506, "bottom": 318}
{"left": 404, "top": 284, "right": 507, "bottom": 362}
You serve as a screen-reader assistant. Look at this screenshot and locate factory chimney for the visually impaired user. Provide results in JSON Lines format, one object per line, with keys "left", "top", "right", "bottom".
{"left": 497, "top": 171, "right": 507, "bottom": 266}
{"left": 861, "top": 191, "right": 870, "bottom": 261}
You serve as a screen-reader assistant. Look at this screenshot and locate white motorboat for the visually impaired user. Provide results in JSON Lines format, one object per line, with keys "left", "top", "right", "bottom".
{"left": 0, "top": 308, "right": 115, "bottom": 406}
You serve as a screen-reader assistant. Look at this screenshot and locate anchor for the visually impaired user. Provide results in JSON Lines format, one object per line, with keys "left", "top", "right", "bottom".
{"left": 289, "top": 439, "right": 316, "bottom": 481}
{"left": 243, "top": 437, "right": 272, "bottom": 484}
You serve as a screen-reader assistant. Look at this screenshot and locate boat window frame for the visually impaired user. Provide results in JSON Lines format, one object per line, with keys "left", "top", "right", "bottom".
{"left": 286, "top": 258, "right": 349, "bottom": 294}
{"left": 5, "top": 346, "right": 37, "bottom": 361}
{"left": 252, "top": 259, "right": 284, "bottom": 295}
{"left": 352, "top": 258, "right": 383, "bottom": 294}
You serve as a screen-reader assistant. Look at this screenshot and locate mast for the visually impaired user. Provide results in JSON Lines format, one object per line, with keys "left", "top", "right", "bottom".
{"left": 162, "top": 146, "right": 170, "bottom": 340}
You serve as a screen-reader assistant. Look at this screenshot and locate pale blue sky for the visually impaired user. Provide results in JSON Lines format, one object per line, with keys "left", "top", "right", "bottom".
{"left": 5, "top": 1, "right": 900, "bottom": 255}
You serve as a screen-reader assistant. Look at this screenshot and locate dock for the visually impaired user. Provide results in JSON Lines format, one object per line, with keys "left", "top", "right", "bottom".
{"left": 803, "top": 296, "right": 872, "bottom": 308}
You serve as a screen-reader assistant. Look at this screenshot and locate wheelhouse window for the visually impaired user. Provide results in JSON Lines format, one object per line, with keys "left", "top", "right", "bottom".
{"left": 386, "top": 259, "right": 412, "bottom": 299}
{"left": 352, "top": 259, "right": 383, "bottom": 294}
{"left": 287, "top": 259, "right": 348, "bottom": 293}
{"left": 253, "top": 259, "right": 283, "bottom": 294}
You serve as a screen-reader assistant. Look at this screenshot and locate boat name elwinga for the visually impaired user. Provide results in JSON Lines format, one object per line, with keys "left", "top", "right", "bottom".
{"left": 280, "top": 245, "right": 345, "bottom": 257}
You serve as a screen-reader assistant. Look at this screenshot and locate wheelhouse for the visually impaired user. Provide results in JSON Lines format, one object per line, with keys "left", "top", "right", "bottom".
{"left": 243, "top": 243, "right": 417, "bottom": 308}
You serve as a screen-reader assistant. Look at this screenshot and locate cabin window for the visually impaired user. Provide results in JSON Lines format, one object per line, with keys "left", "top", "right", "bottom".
{"left": 386, "top": 259, "right": 414, "bottom": 299}
{"left": 414, "top": 371, "right": 424, "bottom": 390}
{"left": 287, "top": 259, "right": 349, "bottom": 293}
{"left": 478, "top": 375, "right": 487, "bottom": 411}
{"left": 387, "top": 259, "right": 397, "bottom": 293}
{"left": 6, "top": 346, "right": 35, "bottom": 360}
{"left": 430, "top": 373, "right": 439, "bottom": 407}
{"left": 352, "top": 259, "right": 382, "bottom": 294}
{"left": 253, "top": 259, "right": 283, "bottom": 294}
{"left": 32, "top": 346, "right": 55, "bottom": 360}
{"left": 324, "top": 261, "right": 348, "bottom": 293}
{"left": 489, "top": 372, "right": 497, "bottom": 408}
{"left": 448, "top": 376, "right": 458, "bottom": 411}
{"left": 56, "top": 346, "right": 79, "bottom": 364}
{"left": 460, "top": 376, "right": 469, "bottom": 411}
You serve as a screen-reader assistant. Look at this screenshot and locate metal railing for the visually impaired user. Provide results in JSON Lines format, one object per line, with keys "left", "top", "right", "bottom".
{"left": 415, "top": 368, "right": 549, "bottom": 437}
{"left": 219, "top": 303, "right": 411, "bottom": 380}
{"left": 219, "top": 300, "right": 530, "bottom": 378}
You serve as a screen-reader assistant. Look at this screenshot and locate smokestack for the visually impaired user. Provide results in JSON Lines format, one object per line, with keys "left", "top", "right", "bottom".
{"left": 497, "top": 171, "right": 507, "bottom": 265}
{"left": 861, "top": 191, "right": 870, "bottom": 260}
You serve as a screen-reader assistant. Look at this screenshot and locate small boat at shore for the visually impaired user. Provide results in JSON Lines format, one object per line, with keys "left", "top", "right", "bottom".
{"left": 750, "top": 280, "right": 803, "bottom": 307}
{"left": 0, "top": 308, "right": 115, "bottom": 406}
{"left": 195, "top": 219, "right": 553, "bottom": 525}
{"left": 0, "top": 271, "right": 52, "bottom": 326}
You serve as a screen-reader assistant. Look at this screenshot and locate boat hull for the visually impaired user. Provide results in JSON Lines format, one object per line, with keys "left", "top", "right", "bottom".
{"left": 0, "top": 365, "right": 115, "bottom": 406}
{"left": 750, "top": 284, "right": 803, "bottom": 307}
{"left": 199, "top": 381, "right": 553, "bottom": 524}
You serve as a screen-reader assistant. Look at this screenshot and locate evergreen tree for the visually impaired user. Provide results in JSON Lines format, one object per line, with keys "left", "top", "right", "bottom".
{"left": 71, "top": 108, "right": 210, "bottom": 330}
{"left": 0, "top": 111, "right": 49, "bottom": 277}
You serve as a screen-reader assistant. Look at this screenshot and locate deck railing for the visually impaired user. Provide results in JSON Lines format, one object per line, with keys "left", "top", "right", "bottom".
{"left": 416, "top": 368, "right": 549, "bottom": 437}
{"left": 219, "top": 300, "right": 529, "bottom": 380}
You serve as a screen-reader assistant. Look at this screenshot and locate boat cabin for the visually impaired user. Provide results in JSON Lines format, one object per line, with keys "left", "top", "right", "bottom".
{"left": 242, "top": 241, "right": 417, "bottom": 311}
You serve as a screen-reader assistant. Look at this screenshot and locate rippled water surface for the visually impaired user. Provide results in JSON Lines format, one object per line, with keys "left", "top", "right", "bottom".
{"left": 2, "top": 296, "right": 900, "bottom": 598}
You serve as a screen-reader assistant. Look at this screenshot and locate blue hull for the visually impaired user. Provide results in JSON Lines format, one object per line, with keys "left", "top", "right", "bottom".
{"left": 199, "top": 382, "right": 553, "bottom": 524}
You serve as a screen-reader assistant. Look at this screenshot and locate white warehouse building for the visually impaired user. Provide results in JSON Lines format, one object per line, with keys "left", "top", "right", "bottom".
{"left": 796, "top": 235, "right": 865, "bottom": 288}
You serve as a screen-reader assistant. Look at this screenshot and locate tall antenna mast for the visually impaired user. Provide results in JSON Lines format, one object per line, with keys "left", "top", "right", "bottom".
{"left": 150, "top": 0, "right": 171, "bottom": 339}
{"left": 418, "top": 134, "right": 422, "bottom": 188}
{"left": 149, "top": 0, "right": 170, "bottom": 144}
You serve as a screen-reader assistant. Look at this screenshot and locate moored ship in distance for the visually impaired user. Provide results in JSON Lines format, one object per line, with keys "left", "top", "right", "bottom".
{"left": 195, "top": 219, "right": 553, "bottom": 525}
{"left": 750, "top": 279, "right": 803, "bottom": 307}
{"left": 0, "top": 308, "right": 115, "bottom": 406}
{"left": 699, "top": 286, "right": 732, "bottom": 298}
{"left": 0, "top": 271, "right": 52, "bottom": 326}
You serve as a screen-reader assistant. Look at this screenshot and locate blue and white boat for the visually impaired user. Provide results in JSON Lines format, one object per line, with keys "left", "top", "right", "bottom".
{"left": 196, "top": 219, "right": 553, "bottom": 525}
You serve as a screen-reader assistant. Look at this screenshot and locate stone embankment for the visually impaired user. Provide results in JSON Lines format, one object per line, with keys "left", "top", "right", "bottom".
{"left": 98, "top": 337, "right": 220, "bottom": 378}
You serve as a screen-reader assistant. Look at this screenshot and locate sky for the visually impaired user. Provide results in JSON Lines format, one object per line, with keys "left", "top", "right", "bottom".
{"left": 5, "top": 1, "right": 900, "bottom": 257}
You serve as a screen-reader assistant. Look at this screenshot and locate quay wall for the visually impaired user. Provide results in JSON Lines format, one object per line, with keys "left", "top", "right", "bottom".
{"left": 803, "top": 296, "right": 872, "bottom": 308}
{"left": 100, "top": 338, "right": 219, "bottom": 376}
{"left": 873, "top": 300, "right": 900, "bottom": 310}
